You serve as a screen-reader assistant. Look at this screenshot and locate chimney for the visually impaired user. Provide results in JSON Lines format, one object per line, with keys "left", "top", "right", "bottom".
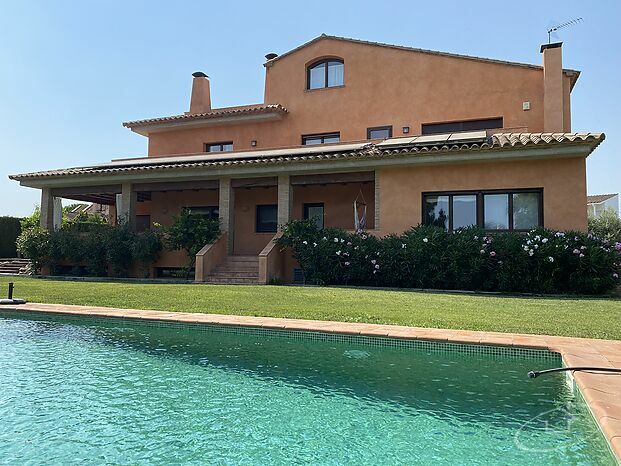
{"left": 189, "top": 71, "right": 211, "bottom": 114}
{"left": 540, "top": 42, "right": 565, "bottom": 133}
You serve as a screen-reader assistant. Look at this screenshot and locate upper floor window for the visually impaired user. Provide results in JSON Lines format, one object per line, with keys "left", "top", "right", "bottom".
{"left": 367, "top": 126, "right": 392, "bottom": 140}
{"left": 307, "top": 59, "right": 344, "bottom": 90}
{"left": 302, "top": 132, "right": 340, "bottom": 145}
{"left": 205, "top": 141, "right": 233, "bottom": 152}
{"left": 422, "top": 118, "right": 503, "bottom": 135}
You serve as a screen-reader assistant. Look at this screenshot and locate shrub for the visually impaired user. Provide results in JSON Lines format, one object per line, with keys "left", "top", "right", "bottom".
{"left": 165, "top": 211, "right": 220, "bottom": 278}
{"left": 0, "top": 216, "right": 22, "bottom": 257}
{"left": 589, "top": 208, "right": 621, "bottom": 243}
{"left": 15, "top": 227, "right": 50, "bottom": 273}
{"left": 277, "top": 220, "right": 621, "bottom": 295}
{"left": 132, "top": 230, "right": 163, "bottom": 278}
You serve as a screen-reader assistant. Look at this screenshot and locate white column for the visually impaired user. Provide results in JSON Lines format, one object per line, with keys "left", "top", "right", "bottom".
{"left": 277, "top": 175, "right": 292, "bottom": 230}
{"left": 40, "top": 188, "right": 60, "bottom": 231}
{"left": 374, "top": 170, "right": 380, "bottom": 231}
{"left": 219, "top": 178, "right": 234, "bottom": 253}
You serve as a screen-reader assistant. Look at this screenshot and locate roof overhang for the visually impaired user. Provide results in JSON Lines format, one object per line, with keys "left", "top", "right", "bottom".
{"left": 10, "top": 132, "right": 604, "bottom": 190}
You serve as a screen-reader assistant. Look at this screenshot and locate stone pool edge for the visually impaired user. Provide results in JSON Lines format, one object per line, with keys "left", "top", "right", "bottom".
{"left": 2, "top": 302, "right": 620, "bottom": 460}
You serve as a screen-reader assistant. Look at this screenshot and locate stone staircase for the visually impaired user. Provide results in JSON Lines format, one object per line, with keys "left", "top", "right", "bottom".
{"left": 204, "top": 255, "right": 259, "bottom": 284}
{"left": 0, "top": 258, "right": 32, "bottom": 276}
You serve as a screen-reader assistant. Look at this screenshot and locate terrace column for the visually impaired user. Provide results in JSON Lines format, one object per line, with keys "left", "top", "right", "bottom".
{"left": 374, "top": 170, "right": 380, "bottom": 231}
{"left": 40, "top": 187, "right": 60, "bottom": 231}
{"left": 219, "top": 177, "right": 234, "bottom": 253}
{"left": 118, "top": 182, "right": 137, "bottom": 230}
{"left": 277, "top": 175, "right": 292, "bottom": 230}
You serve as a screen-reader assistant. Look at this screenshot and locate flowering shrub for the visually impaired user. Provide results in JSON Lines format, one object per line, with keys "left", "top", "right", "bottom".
{"left": 276, "top": 220, "right": 621, "bottom": 295}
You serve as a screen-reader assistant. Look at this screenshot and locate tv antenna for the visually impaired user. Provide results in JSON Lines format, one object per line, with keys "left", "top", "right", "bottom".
{"left": 547, "top": 18, "right": 583, "bottom": 43}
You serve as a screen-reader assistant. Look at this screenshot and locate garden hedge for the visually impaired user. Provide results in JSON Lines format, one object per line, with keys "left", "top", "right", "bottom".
{"left": 0, "top": 216, "right": 21, "bottom": 258}
{"left": 276, "top": 220, "right": 621, "bottom": 295}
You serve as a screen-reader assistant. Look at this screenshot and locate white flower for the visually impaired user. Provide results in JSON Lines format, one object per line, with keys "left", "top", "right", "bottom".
{"left": 371, "top": 259, "right": 377, "bottom": 265}
{"left": 573, "top": 249, "right": 580, "bottom": 254}
{"left": 422, "top": 238, "right": 429, "bottom": 243}
{"left": 523, "top": 246, "right": 529, "bottom": 252}
{"left": 334, "top": 238, "right": 339, "bottom": 243}
{"left": 548, "top": 256, "right": 554, "bottom": 263}
{"left": 580, "top": 245, "right": 587, "bottom": 250}
{"left": 613, "top": 273, "right": 619, "bottom": 279}
{"left": 302, "top": 240, "right": 308, "bottom": 245}
{"left": 346, "top": 242, "right": 352, "bottom": 246}
{"left": 490, "top": 251, "right": 496, "bottom": 257}
{"left": 480, "top": 250, "right": 485, "bottom": 254}
{"left": 579, "top": 253, "right": 585, "bottom": 258}
{"left": 336, "top": 251, "right": 341, "bottom": 256}
{"left": 401, "top": 243, "right": 407, "bottom": 249}
{"left": 340, "top": 239, "right": 345, "bottom": 243}
{"left": 526, "top": 240, "right": 531, "bottom": 245}
{"left": 374, "top": 264, "right": 380, "bottom": 269}
{"left": 322, "top": 237, "right": 327, "bottom": 241}
{"left": 345, "top": 261, "right": 350, "bottom": 266}
{"left": 529, "top": 250, "right": 534, "bottom": 256}
{"left": 473, "top": 236, "right": 479, "bottom": 240}
{"left": 542, "top": 238, "right": 548, "bottom": 243}
{"left": 313, "top": 242, "right": 317, "bottom": 247}
{"left": 534, "top": 244, "right": 539, "bottom": 249}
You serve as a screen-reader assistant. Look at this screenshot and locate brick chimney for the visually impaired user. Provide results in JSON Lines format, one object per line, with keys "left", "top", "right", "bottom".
{"left": 540, "top": 43, "right": 565, "bottom": 133}
{"left": 189, "top": 71, "right": 211, "bottom": 114}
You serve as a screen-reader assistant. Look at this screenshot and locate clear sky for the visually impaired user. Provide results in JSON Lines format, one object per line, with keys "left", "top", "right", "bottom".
{"left": 1, "top": 0, "right": 619, "bottom": 217}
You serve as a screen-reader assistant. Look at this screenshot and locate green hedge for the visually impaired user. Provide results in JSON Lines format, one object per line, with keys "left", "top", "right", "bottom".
{"left": 276, "top": 220, "right": 621, "bottom": 295}
{"left": 0, "top": 216, "right": 21, "bottom": 258}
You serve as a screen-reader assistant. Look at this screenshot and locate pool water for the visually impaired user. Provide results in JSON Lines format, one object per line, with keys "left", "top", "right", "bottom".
{"left": 0, "top": 312, "right": 614, "bottom": 465}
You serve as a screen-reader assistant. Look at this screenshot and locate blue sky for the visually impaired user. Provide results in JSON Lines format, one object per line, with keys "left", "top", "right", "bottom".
{"left": 1, "top": 0, "right": 619, "bottom": 216}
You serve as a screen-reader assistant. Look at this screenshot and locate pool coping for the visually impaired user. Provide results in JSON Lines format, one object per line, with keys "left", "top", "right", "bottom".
{"left": 2, "top": 302, "right": 620, "bottom": 460}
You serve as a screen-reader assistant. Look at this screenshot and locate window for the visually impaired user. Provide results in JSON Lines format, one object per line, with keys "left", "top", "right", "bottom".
{"left": 136, "top": 215, "right": 151, "bottom": 232}
{"left": 304, "top": 203, "right": 325, "bottom": 229}
{"left": 307, "top": 59, "right": 344, "bottom": 89}
{"left": 367, "top": 126, "right": 393, "bottom": 140}
{"left": 256, "top": 204, "right": 278, "bottom": 233}
{"left": 421, "top": 118, "right": 503, "bottom": 135}
{"left": 423, "top": 189, "right": 542, "bottom": 231}
{"left": 205, "top": 142, "right": 233, "bottom": 152}
{"left": 185, "top": 206, "right": 219, "bottom": 220}
{"left": 302, "top": 132, "right": 340, "bottom": 145}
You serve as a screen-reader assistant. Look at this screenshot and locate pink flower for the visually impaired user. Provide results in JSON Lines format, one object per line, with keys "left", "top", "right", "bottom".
{"left": 615, "top": 242, "right": 621, "bottom": 251}
{"left": 573, "top": 249, "right": 580, "bottom": 255}
{"left": 579, "top": 253, "right": 585, "bottom": 258}
{"left": 489, "top": 251, "right": 496, "bottom": 257}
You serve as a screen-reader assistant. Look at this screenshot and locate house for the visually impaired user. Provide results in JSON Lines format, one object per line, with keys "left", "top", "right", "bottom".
{"left": 587, "top": 194, "right": 619, "bottom": 218}
{"left": 65, "top": 203, "right": 112, "bottom": 222}
{"left": 9, "top": 35, "right": 605, "bottom": 283}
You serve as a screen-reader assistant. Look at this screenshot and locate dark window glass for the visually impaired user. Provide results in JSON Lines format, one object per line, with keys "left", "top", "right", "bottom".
{"left": 307, "top": 59, "right": 344, "bottom": 89}
{"left": 185, "top": 206, "right": 219, "bottom": 220}
{"left": 452, "top": 195, "right": 477, "bottom": 229}
{"left": 206, "top": 142, "right": 233, "bottom": 152}
{"left": 256, "top": 204, "right": 278, "bottom": 233}
{"left": 424, "top": 195, "right": 449, "bottom": 230}
{"left": 513, "top": 193, "right": 540, "bottom": 230}
{"left": 421, "top": 118, "right": 503, "bottom": 135}
{"left": 423, "top": 190, "right": 542, "bottom": 232}
{"left": 304, "top": 203, "right": 324, "bottom": 229}
{"left": 483, "top": 194, "right": 509, "bottom": 230}
{"left": 136, "top": 215, "right": 151, "bottom": 232}
{"left": 302, "top": 133, "right": 340, "bottom": 145}
{"left": 367, "top": 126, "right": 393, "bottom": 140}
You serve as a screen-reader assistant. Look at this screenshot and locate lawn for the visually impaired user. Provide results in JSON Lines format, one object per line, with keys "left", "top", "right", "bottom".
{"left": 1, "top": 277, "right": 620, "bottom": 340}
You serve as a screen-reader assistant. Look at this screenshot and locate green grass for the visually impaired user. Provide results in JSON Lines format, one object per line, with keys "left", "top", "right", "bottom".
{"left": 1, "top": 277, "right": 620, "bottom": 340}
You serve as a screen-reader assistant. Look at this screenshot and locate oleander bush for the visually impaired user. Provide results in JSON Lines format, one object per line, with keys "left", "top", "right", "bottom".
{"left": 276, "top": 219, "right": 621, "bottom": 295}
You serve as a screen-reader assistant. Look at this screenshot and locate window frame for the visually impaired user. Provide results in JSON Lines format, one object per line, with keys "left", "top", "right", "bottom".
{"left": 367, "top": 126, "right": 393, "bottom": 140}
{"left": 303, "top": 202, "right": 325, "bottom": 229}
{"left": 184, "top": 205, "right": 219, "bottom": 221}
{"left": 422, "top": 188, "right": 543, "bottom": 232}
{"left": 421, "top": 117, "right": 503, "bottom": 135}
{"left": 301, "top": 132, "right": 341, "bottom": 145}
{"left": 205, "top": 141, "right": 234, "bottom": 152}
{"left": 255, "top": 204, "right": 278, "bottom": 233}
{"left": 306, "top": 58, "right": 344, "bottom": 90}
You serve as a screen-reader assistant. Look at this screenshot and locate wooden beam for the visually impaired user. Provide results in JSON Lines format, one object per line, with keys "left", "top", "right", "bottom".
{"left": 51, "top": 184, "right": 122, "bottom": 196}
{"left": 231, "top": 177, "right": 278, "bottom": 188}
{"left": 291, "top": 171, "right": 375, "bottom": 186}
{"left": 133, "top": 180, "right": 219, "bottom": 192}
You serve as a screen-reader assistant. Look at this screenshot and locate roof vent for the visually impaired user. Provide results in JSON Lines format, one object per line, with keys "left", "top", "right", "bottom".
{"left": 265, "top": 53, "right": 278, "bottom": 60}
{"left": 192, "top": 71, "right": 208, "bottom": 78}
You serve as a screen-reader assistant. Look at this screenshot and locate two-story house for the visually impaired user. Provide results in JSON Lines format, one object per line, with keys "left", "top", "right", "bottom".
{"left": 10, "top": 35, "right": 605, "bottom": 283}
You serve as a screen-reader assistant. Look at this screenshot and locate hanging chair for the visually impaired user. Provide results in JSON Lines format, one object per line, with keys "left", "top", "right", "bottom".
{"left": 354, "top": 190, "right": 367, "bottom": 232}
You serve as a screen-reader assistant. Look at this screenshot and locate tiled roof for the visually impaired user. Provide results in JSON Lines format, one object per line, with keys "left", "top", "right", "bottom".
{"left": 266, "top": 34, "right": 580, "bottom": 87}
{"left": 587, "top": 193, "right": 618, "bottom": 204}
{"left": 9, "top": 132, "right": 604, "bottom": 181}
{"left": 123, "top": 104, "right": 288, "bottom": 128}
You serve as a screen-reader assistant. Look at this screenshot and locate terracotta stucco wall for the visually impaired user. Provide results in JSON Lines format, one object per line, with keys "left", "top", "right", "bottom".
{"left": 377, "top": 157, "right": 588, "bottom": 235}
{"left": 147, "top": 38, "right": 557, "bottom": 157}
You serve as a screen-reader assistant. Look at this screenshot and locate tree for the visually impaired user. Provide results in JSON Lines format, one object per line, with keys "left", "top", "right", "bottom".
{"left": 165, "top": 211, "right": 220, "bottom": 278}
{"left": 589, "top": 208, "right": 621, "bottom": 242}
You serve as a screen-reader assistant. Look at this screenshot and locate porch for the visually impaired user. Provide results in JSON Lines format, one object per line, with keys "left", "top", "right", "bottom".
{"left": 40, "top": 171, "right": 377, "bottom": 283}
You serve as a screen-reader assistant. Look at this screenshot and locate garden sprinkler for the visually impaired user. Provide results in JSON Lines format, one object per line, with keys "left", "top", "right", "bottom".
{"left": 528, "top": 367, "right": 621, "bottom": 379}
{"left": 0, "top": 282, "right": 27, "bottom": 305}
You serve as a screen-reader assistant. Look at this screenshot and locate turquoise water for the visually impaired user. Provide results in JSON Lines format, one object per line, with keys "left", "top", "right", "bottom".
{"left": 0, "top": 312, "right": 614, "bottom": 465}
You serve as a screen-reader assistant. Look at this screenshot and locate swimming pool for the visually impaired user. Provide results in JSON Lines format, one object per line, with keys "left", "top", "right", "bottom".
{"left": 0, "top": 311, "right": 615, "bottom": 464}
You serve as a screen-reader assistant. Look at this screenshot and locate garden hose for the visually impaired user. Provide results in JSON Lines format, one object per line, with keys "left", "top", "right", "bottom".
{"left": 528, "top": 367, "right": 621, "bottom": 379}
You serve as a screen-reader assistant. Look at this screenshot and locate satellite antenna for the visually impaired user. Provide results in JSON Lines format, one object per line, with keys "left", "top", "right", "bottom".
{"left": 547, "top": 17, "right": 583, "bottom": 43}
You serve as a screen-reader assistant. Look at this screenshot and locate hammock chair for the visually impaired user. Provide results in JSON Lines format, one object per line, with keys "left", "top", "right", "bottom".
{"left": 354, "top": 190, "right": 367, "bottom": 232}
